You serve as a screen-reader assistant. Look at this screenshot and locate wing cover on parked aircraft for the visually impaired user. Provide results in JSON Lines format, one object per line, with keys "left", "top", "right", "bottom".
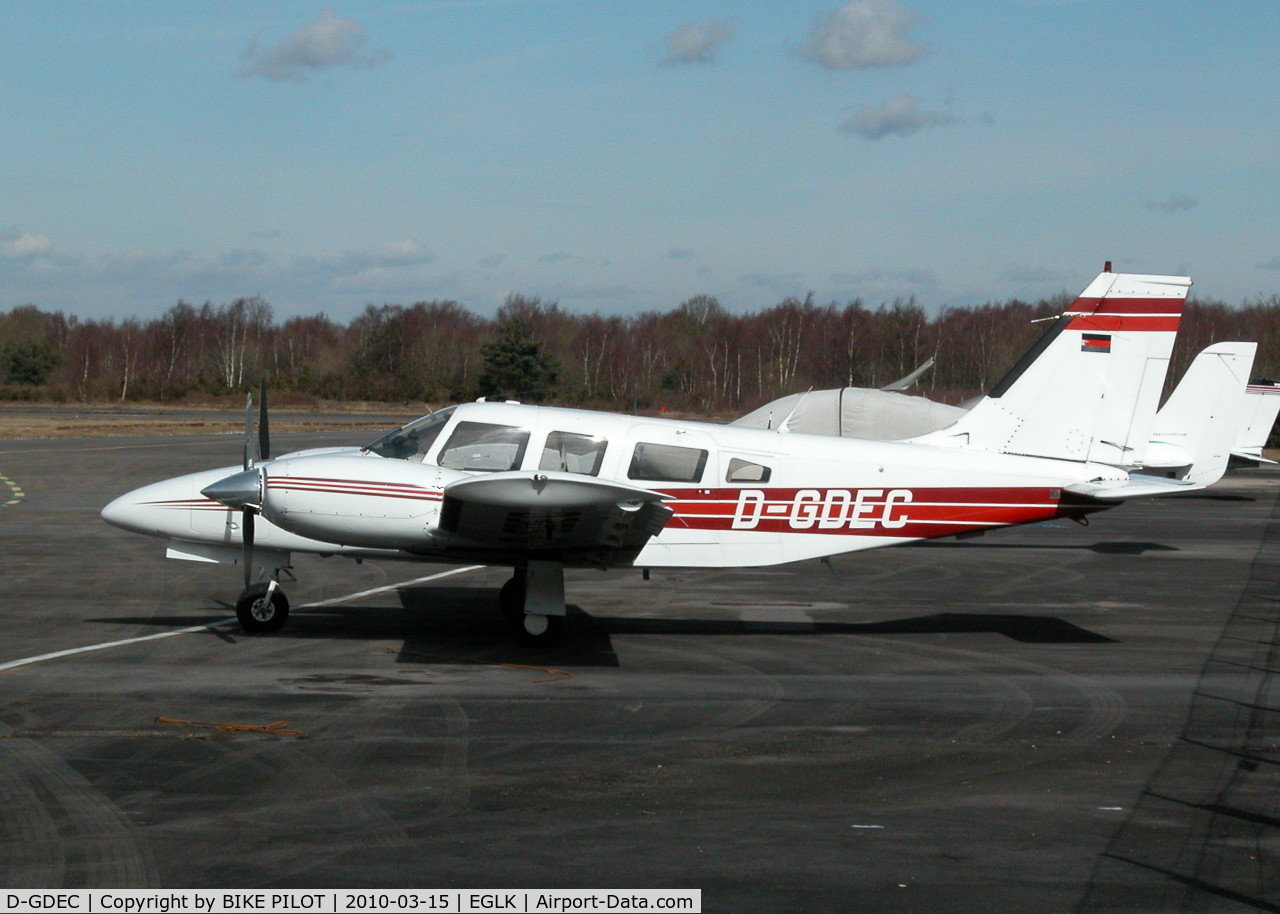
{"left": 437, "top": 471, "right": 673, "bottom": 564}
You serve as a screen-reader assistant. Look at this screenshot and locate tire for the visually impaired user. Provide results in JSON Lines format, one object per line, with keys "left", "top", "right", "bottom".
{"left": 514, "top": 612, "right": 563, "bottom": 647}
{"left": 236, "top": 582, "right": 289, "bottom": 633}
{"left": 498, "top": 574, "right": 525, "bottom": 621}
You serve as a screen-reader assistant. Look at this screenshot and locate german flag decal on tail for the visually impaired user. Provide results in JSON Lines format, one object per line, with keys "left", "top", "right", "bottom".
{"left": 1081, "top": 333, "right": 1111, "bottom": 353}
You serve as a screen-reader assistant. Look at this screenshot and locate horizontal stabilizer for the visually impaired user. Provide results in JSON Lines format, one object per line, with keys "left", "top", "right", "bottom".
{"left": 1231, "top": 449, "right": 1278, "bottom": 466}
{"left": 1065, "top": 474, "right": 1200, "bottom": 502}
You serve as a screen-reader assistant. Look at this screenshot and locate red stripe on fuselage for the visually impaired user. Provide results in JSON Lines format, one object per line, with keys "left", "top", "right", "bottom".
{"left": 271, "top": 476, "right": 437, "bottom": 492}
{"left": 267, "top": 477, "right": 442, "bottom": 501}
{"left": 659, "top": 486, "right": 1062, "bottom": 538}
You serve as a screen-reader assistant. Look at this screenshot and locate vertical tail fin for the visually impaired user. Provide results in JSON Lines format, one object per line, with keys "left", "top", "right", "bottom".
{"left": 1234, "top": 379, "right": 1280, "bottom": 464}
{"left": 1147, "top": 342, "right": 1256, "bottom": 485}
{"left": 911, "top": 267, "right": 1190, "bottom": 464}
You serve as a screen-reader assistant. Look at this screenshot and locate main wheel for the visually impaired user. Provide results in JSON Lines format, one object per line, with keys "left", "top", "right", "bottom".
{"left": 498, "top": 573, "right": 525, "bottom": 621}
{"left": 236, "top": 582, "right": 289, "bottom": 633}
{"left": 515, "top": 612, "right": 563, "bottom": 647}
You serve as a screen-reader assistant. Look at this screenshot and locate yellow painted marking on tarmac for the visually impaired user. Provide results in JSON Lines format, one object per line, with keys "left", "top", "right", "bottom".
{"left": 0, "top": 472, "right": 24, "bottom": 508}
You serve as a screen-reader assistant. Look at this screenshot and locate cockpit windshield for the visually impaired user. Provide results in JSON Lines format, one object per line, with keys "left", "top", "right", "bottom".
{"left": 362, "top": 407, "right": 456, "bottom": 461}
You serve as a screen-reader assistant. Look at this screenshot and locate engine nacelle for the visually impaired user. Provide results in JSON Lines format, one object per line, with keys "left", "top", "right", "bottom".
{"left": 262, "top": 454, "right": 454, "bottom": 550}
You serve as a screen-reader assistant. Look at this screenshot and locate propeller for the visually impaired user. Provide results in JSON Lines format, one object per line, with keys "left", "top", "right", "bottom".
{"left": 242, "top": 382, "right": 272, "bottom": 589}
{"left": 258, "top": 379, "right": 270, "bottom": 464}
{"left": 202, "top": 383, "right": 271, "bottom": 590}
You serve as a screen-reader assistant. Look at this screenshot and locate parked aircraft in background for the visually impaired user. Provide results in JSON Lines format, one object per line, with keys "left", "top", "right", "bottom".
{"left": 1233, "top": 379, "right": 1280, "bottom": 466}
{"left": 1144, "top": 343, "right": 1256, "bottom": 480}
{"left": 731, "top": 381, "right": 966, "bottom": 440}
{"left": 738, "top": 350, "right": 1275, "bottom": 474}
{"left": 104, "top": 266, "right": 1214, "bottom": 645}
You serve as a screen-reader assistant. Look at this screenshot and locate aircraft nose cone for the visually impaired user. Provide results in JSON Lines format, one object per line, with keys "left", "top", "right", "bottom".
{"left": 101, "top": 491, "right": 143, "bottom": 532}
{"left": 200, "top": 469, "right": 261, "bottom": 508}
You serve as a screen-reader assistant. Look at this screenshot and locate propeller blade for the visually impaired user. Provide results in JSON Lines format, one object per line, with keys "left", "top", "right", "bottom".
{"left": 243, "top": 391, "right": 254, "bottom": 471}
{"left": 242, "top": 505, "right": 255, "bottom": 590}
{"left": 258, "top": 379, "right": 270, "bottom": 462}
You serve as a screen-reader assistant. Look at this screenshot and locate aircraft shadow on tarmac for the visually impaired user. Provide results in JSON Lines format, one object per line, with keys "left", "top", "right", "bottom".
{"left": 911, "top": 540, "right": 1178, "bottom": 555}
{"left": 1169, "top": 493, "right": 1256, "bottom": 502}
{"left": 90, "top": 584, "right": 1117, "bottom": 671}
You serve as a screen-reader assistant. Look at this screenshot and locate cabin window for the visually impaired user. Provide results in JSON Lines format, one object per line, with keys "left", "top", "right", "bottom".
{"left": 726, "top": 457, "right": 771, "bottom": 483}
{"left": 363, "top": 407, "right": 456, "bottom": 462}
{"left": 628, "top": 442, "right": 708, "bottom": 483}
{"left": 540, "top": 431, "right": 608, "bottom": 476}
{"left": 438, "top": 421, "right": 530, "bottom": 472}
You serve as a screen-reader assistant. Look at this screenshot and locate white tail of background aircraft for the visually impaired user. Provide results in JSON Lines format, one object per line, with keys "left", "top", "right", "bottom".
{"left": 1234, "top": 379, "right": 1280, "bottom": 465}
{"left": 1146, "top": 342, "right": 1256, "bottom": 485}
{"left": 910, "top": 267, "right": 1191, "bottom": 466}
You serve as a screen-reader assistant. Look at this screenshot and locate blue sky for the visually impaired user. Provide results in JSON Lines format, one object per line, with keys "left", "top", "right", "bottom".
{"left": 3, "top": 1, "right": 1278, "bottom": 320}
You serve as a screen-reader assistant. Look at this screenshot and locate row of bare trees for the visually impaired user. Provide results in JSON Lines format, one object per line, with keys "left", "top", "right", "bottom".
{"left": 3, "top": 291, "right": 1280, "bottom": 413}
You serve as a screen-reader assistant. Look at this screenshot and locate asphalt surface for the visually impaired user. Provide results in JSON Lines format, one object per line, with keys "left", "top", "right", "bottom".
{"left": 1, "top": 429, "right": 1277, "bottom": 912}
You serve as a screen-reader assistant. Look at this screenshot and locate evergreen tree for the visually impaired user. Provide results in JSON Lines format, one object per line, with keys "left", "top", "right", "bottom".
{"left": 475, "top": 319, "right": 559, "bottom": 402}
{"left": 4, "top": 341, "right": 59, "bottom": 386}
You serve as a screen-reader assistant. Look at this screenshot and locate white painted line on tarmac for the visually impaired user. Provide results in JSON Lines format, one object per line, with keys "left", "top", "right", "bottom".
{"left": 295, "top": 564, "right": 485, "bottom": 609}
{"left": 0, "top": 623, "right": 228, "bottom": 674}
{"left": 0, "top": 564, "right": 487, "bottom": 674}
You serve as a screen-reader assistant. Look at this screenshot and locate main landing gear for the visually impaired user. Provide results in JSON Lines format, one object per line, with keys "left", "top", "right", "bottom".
{"left": 499, "top": 561, "right": 566, "bottom": 647}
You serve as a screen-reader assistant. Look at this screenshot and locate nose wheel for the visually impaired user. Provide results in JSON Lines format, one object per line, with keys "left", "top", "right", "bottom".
{"left": 236, "top": 581, "right": 289, "bottom": 633}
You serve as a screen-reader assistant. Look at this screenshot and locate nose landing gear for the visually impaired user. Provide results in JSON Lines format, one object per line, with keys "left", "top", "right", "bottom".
{"left": 236, "top": 580, "right": 289, "bottom": 633}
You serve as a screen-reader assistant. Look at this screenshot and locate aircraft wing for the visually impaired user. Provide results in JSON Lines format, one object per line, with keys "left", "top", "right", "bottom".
{"left": 881, "top": 356, "right": 936, "bottom": 392}
{"left": 436, "top": 471, "right": 674, "bottom": 564}
{"left": 1065, "top": 474, "right": 1201, "bottom": 502}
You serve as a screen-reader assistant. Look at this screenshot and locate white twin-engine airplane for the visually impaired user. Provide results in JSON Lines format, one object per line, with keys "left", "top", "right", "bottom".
{"left": 103, "top": 266, "right": 1215, "bottom": 645}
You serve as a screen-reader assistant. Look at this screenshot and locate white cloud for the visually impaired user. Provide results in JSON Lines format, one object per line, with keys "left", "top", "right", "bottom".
{"left": 800, "top": 0, "right": 923, "bottom": 70}
{"left": 661, "top": 20, "right": 734, "bottom": 66}
{"left": 289, "top": 240, "right": 437, "bottom": 291}
{"left": 839, "top": 92, "right": 956, "bottom": 140}
{"left": 238, "top": 10, "right": 391, "bottom": 83}
{"left": 1, "top": 227, "right": 53, "bottom": 260}
{"left": 1144, "top": 194, "right": 1199, "bottom": 213}
{"left": 361, "top": 239, "right": 435, "bottom": 268}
